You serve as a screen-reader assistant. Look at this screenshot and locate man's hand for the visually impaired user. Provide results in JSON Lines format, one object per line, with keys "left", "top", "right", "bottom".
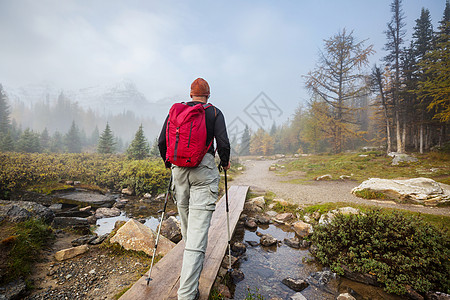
{"left": 223, "top": 161, "right": 231, "bottom": 171}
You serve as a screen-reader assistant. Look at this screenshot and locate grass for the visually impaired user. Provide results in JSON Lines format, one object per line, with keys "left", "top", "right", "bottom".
{"left": 353, "top": 189, "right": 387, "bottom": 199}
{"left": 0, "top": 219, "right": 54, "bottom": 284}
{"left": 283, "top": 151, "right": 450, "bottom": 184}
{"left": 28, "top": 182, "right": 74, "bottom": 194}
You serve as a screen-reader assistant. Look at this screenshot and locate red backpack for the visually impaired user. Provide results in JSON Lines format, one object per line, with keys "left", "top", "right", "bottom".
{"left": 165, "top": 102, "right": 214, "bottom": 167}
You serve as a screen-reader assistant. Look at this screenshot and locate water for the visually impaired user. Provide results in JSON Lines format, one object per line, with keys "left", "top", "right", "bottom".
{"left": 94, "top": 196, "right": 178, "bottom": 235}
{"left": 92, "top": 196, "right": 403, "bottom": 300}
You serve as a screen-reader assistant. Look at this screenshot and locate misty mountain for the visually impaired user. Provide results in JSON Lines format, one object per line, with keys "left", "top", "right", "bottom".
{"left": 4, "top": 79, "right": 177, "bottom": 122}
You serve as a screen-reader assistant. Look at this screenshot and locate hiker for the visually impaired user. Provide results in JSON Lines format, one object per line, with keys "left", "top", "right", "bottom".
{"left": 158, "top": 78, "right": 230, "bottom": 300}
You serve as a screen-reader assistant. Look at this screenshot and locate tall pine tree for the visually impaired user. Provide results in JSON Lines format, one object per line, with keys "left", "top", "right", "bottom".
{"left": 65, "top": 121, "right": 82, "bottom": 153}
{"left": 127, "top": 124, "right": 150, "bottom": 160}
{"left": 97, "top": 123, "right": 116, "bottom": 154}
{"left": 239, "top": 125, "right": 251, "bottom": 156}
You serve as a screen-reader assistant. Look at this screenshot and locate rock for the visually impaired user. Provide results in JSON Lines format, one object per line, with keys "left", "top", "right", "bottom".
{"left": 66, "top": 180, "right": 74, "bottom": 185}
{"left": 303, "top": 215, "right": 311, "bottom": 223}
{"left": 425, "top": 291, "right": 450, "bottom": 300}
{"left": 246, "top": 240, "right": 259, "bottom": 247}
{"left": 56, "top": 207, "right": 92, "bottom": 218}
{"left": 89, "top": 233, "right": 108, "bottom": 245}
{"left": 337, "top": 293, "right": 356, "bottom": 300}
{"left": 299, "top": 240, "right": 311, "bottom": 248}
{"left": 290, "top": 293, "right": 307, "bottom": 300}
{"left": 113, "top": 201, "right": 126, "bottom": 209}
{"left": 0, "top": 200, "right": 55, "bottom": 223}
{"left": 230, "top": 269, "right": 244, "bottom": 283}
{"left": 158, "top": 216, "right": 182, "bottom": 243}
{"left": 405, "top": 285, "right": 424, "bottom": 300}
{"left": 284, "top": 237, "right": 300, "bottom": 248}
{"left": 143, "top": 193, "right": 152, "bottom": 198}
{"left": 273, "top": 198, "right": 289, "bottom": 206}
{"left": 217, "top": 284, "right": 232, "bottom": 299}
{"left": 265, "top": 210, "right": 278, "bottom": 217}
{"left": 391, "top": 153, "right": 418, "bottom": 165}
{"left": 74, "top": 181, "right": 81, "bottom": 185}
{"left": 340, "top": 175, "right": 352, "bottom": 180}
{"left": 0, "top": 279, "right": 26, "bottom": 300}
{"left": 55, "top": 245, "right": 89, "bottom": 261}
{"left": 269, "top": 166, "right": 277, "bottom": 171}
{"left": 316, "top": 174, "right": 332, "bottom": 181}
{"left": 52, "top": 217, "right": 88, "bottom": 228}
{"left": 260, "top": 234, "right": 277, "bottom": 247}
{"left": 79, "top": 206, "right": 92, "bottom": 212}
{"left": 312, "top": 211, "right": 320, "bottom": 220}
{"left": 292, "top": 221, "right": 313, "bottom": 237}
{"left": 221, "top": 255, "right": 238, "bottom": 269}
{"left": 282, "top": 277, "right": 309, "bottom": 292}
{"left": 109, "top": 219, "right": 175, "bottom": 256}
{"left": 244, "top": 218, "right": 258, "bottom": 229}
{"left": 121, "top": 188, "right": 134, "bottom": 196}
{"left": 86, "top": 215, "right": 97, "bottom": 224}
{"left": 231, "top": 242, "right": 246, "bottom": 255}
{"left": 95, "top": 207, "right": 121, "bottom": 219}
{"left": 71, "top": 235, "right": 97, "bottom": 247}
{"left": 57, "top": 191, "right": 116, "bottom": 208}
{"left": 166, "top": 210, "right": 177, "bottom": 218}
{"left": 352, "top": 177, "right": 450, "bottom": 204}
{"left": 319, "top": 207, "right": 361, "bottom": 226}
{"left": 273, "top": 212, "right": 294, "bottom": 224}
{"left": 307, "top": 269, "right": 336, "bottom": 286}
{"left": 255, "top": 214, "right": 271, "bottom": 224}
{"left": 341, "top": 265, "right": 379, "bottom": 286}
{"left": 250, "top": 196, "right": 266, "bottom": 208}
{"left": 49, "top": 203, "right": 63, "bottom": 211}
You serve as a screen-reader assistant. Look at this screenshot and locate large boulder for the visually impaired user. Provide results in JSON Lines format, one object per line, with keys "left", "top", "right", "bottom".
{"left": 0, "top": 200, "right": 54, "bottom": 223}
{"left": 158, "top": 216, "right": 182, "bottom": 243}
{"left": 282, "top": 277, "right": 309, "bottom": 292}
{"left": 110, "top": 219, "right": 175, "bottom": 257}
{"left": 319, "top": 207, "right": 361, "bottom": 226}
{"left": 389, "top": 153, "right": 418, "bottom": 165}
{"left": 244, "top": 196, "right": 265, "bottom": 212}
{"left": 352, "top": 177, "right": 450, "bottom": 205}
{"left": 54, "top": 245, "right": 89, "bottom": 261}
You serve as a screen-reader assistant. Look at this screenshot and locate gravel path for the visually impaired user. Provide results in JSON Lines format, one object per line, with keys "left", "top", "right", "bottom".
{"left": 233, "top": 158, "right": 450, "bottom": 216}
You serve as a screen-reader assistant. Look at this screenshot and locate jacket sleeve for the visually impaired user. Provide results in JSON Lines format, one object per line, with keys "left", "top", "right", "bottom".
{"left": 214, "top": 110, "right": 230, "bottom": 166}
{"left": 158, "top": 115, "right": 169, "bottom": 163}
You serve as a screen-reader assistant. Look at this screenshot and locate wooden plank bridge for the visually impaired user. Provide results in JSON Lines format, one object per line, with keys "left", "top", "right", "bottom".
{"left": 120, "top": 185, "right": 249, "bottom": 300}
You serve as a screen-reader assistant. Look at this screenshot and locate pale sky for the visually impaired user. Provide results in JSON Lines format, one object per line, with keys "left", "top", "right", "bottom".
{"left": 0, "top": 0, "right": 446, "bottom": 125}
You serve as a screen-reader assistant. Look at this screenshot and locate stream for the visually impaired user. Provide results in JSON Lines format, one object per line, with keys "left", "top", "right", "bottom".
{"left": 92, "top": 195, "right": 403, "bottom": 300}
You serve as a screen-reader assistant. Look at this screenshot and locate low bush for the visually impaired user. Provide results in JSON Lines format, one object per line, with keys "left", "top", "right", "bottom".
{"left": 310, "top": 209, "right": 450, "bottom": 296}
{"left": 1, "top": 219, "right": 54, "bottom": 284}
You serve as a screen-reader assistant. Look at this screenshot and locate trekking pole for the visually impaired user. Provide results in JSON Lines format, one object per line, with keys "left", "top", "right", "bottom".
{"left": 146, "top": 174, "right": 173, "bottom": 285}
{"left": 224, "top": 168, "right": 232, "bottom": 272}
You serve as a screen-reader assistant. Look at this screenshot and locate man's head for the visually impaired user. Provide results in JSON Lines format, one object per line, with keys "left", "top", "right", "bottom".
{"left": 190, "top": 78, "right": 210, "bottom": 102}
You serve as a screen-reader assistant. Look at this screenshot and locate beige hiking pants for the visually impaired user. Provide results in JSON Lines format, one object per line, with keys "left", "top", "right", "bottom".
{"left": 171, "top": 153, "right": 219, "bottom": 300}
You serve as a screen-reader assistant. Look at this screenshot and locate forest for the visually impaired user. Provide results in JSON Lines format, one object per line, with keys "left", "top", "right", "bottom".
{"left": 0, "top": 0, "right": 449, "bottom": 157}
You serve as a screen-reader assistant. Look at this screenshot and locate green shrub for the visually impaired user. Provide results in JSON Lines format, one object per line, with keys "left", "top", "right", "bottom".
{"left": 310, "top": 209, "right": 450, "bottom": 295}
{"left": 120, "top": 159, "right": 170, "bottom": 196}
{"left": 3, "top": 219, "right": 54, "bottom": 283}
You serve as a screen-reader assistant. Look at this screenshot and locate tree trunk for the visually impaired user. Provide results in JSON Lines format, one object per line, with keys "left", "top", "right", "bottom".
{"left": 396, "top": 111, "right": 403, "bottom": 153}
{"left": 419, "top": 124, "right": 424, "bottom": 154}
{"left": 386, "top": 119, "right": 392, "bottom": 154}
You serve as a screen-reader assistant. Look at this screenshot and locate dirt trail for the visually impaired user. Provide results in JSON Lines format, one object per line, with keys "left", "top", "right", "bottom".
{"left": 233, "top": 159, "right": 450, "bottom": 216}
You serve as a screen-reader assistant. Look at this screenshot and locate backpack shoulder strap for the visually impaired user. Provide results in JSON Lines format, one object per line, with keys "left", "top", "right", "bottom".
{"left": 203, "top": 103, "right": 217, "bottom": 117}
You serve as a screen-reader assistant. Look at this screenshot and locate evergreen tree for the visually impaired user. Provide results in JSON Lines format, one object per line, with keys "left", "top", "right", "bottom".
{"left": 40, "top": 128, "right": 50, "bottom": 152}
{"left": 149, "top": 138, "right": 160, "bottom": 158}
{"left": 90, "top": 126, "right": 100, "bottom": 147}
{"left": 50, "top": 131, "right": 64, "bottom": 153}
{"left": 239, "top": 125, "right": 251, "bottom": 156}
{"left": 97, "top": 123, "right": 116, "bottom": 154}
{"left": 0, "top": 84, "right": 10, "bottom": 135}
{"left": 65, "top": 121, "right": 82, "bottom": 153}
{"left": 127, "top": 124, "right": 150, "bottom": 160}
{"left": 1, "top": 131, "right": 14, "bottom": 152}
{"left": 17, "top": 128, "right": 40, "bottom": 153}
{"left": 383, "top": 0, "right": 407, "bottom": 153}
{"left": 413, "top": 8, "right": 434, "bottom": 59}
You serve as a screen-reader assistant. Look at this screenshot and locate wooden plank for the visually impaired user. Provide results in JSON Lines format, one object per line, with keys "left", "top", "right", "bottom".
{"left": 120, "top": 185, "right": 249, "bottom": 300}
